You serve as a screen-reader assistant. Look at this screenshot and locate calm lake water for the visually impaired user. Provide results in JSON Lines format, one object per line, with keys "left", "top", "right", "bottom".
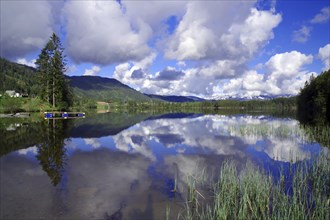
{"left": 0, "top": 112, "right": 327, "bottom": 219}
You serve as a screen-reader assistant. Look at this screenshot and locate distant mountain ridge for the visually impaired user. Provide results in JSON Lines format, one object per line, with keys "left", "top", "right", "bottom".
{"left": 145, "top": 94, "right": 205, "bottom": 102}
{"left": 216, "top": 94, "right": 294, "bottom": 101}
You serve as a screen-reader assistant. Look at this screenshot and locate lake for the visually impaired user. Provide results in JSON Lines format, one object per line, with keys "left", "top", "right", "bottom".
{"left": 0, "top": 112, "right": 328, "bottom": 219}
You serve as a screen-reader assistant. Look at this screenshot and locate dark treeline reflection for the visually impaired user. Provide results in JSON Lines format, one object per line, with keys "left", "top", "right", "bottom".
{"left": 1, "top": 112, "right": 150, "bottom": 156}
{"left": 0, "top": 117, "right": 46, "bottom": 156}
{"left": 36, "top": 119, "right": 73, "bottom": 186}
{"left": 1, "top": 113, "right": 153, "bottom": 186}
{"left": 1, "top": 117, "right": 73, "bottom": 185}
{"left": 69, "top": 112, "right": 152, "bottom": 138}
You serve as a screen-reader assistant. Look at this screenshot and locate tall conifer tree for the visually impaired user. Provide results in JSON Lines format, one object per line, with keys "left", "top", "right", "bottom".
{"left": 35, "top": 33, "right": 72, "bottom": 109}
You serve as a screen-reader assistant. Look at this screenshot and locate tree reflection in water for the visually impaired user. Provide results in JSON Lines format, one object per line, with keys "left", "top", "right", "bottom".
{"left": 36, "top": 119, "right": 72, "bottom": 186}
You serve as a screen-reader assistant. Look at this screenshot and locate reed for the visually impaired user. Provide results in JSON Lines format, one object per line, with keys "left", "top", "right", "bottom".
{"left": 229, "top": 123, "right": 330, "bottom": 149}
{"left": 178, "top": 153, "right": 330, "bottom": 219}
{"left": 300, "top": 124, "right": 330, "bottom": 148}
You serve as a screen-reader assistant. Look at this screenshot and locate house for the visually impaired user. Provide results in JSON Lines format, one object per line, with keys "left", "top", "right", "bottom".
{"left": 5, "top": 90, "right": 21, "bottom": 97}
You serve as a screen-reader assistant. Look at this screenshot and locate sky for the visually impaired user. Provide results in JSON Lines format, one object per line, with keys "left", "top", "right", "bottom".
{"left": 1, "top": 0, "right": 329, "bottom": 99}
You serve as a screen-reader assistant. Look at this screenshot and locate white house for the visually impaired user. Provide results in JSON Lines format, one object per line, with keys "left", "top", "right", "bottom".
{"left": 5, "top": 90, "right": 21, "bottom": 97}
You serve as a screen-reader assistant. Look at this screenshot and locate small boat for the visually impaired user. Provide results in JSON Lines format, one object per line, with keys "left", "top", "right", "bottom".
{"left": 0, "top": 112, "right": 30, "bottom": 118}
{"left": 44, "top": 112, "right": 85, "bottom": 119}
{"left": 15, "top": 112, "right": 30, "bottom": 118}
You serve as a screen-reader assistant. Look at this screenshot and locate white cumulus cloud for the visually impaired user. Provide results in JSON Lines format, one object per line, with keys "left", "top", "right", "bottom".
{"left": 212, "top": 51, "right": 315, "bottom": 98}
{"left": 16, "top": 58, "right": 36, "bottom": 68}
{"left": 83, "top": 66, "right": 101, "bottom": 76}
{"left": 221, "top": 8, "right": 282, "bottom": 59}
{"left": 63, "top": 1, "right": 151, "bottom": 65}
{"left": 165, "top": 1, "right": 256, "bottom": 60}
{"left": 318, "top": 44, "right": 330, "bottom": 70}
{"left": 266, "top": 51, "right": 313, "bottom": 77}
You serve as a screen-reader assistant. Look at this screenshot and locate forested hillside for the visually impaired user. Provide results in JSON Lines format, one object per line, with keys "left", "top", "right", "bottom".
{"left": 69, "top": 76, "right": 152, "bottom": 102}
{"left": 0, "top": 57, "right": 38, "bottom": 95}
{"left": 297, "top": 69, "right": 330, "bottom": 124}
{"left": 0, "top": 58, "right": 152, "bottom": 102}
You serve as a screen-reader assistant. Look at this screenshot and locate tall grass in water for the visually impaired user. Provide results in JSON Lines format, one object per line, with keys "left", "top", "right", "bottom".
{"left": 179, "top": 154, "right": 330, "bottom": 219}
{"left": 300, "top": 125, "right": 330, "bottom": 148}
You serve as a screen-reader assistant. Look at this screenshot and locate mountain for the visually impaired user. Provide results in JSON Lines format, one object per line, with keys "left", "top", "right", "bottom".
{"left": 0, "top": 58, "right": 152, "bottom": 102}
{"left": 0, "top": 57, "right": 37, "bottom": 95}
{"left": 145, "top": 94, "right": 205, "bottom": 102}
{"left": 216, "top": 94, "right": 294, "bottom": 101}
{"left": 68, "top": 76, "right": 151, "bottom": 102}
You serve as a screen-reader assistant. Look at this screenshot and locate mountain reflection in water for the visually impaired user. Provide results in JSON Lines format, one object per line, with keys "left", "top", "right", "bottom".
{"left": 0, "top": 113, "right": 325, "bottom": 219}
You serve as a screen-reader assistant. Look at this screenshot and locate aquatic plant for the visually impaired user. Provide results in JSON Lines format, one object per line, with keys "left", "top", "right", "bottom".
{"left": 300, "top": 124, "right": 330, "bottom": 148}
{"left": 178, "top": 153, "right": 330, "bottom": 219}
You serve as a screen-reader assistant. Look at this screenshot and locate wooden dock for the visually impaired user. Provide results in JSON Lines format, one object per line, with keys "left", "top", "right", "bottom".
{"left": 44, "top": 112, "right": 85, "bottom": 119}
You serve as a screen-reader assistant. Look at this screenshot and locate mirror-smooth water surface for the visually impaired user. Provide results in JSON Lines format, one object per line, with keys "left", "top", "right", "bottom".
{"left": 0, "top": 112, "right": 327, "bottom": 219}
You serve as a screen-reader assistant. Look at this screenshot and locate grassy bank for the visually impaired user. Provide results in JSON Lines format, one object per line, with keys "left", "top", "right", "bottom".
{"left": 0, "top": 96, "right": 98, "bottom": 113}
{"left": 0, "top": 96, "right": 53, "bottom": 113}
{"left": 177, "top": 155, "right": 329, "bottom": 220}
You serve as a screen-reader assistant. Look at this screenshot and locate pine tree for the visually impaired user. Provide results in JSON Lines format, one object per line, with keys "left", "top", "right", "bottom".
{"left": 35, "top": 33, "right": 72, "bottom": 109}
{"left": 35, "top": 47, "right": 51, "bottom": 102}
{"left": 297, "top": 69, "right": 330, "bottom": 124}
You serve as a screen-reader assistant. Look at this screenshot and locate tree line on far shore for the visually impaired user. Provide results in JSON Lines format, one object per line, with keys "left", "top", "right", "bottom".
{"left": 297, "top": 69, "right": 330, "bottom": 124}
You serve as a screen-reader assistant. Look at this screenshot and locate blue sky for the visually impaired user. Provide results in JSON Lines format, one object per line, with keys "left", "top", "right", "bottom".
{"left": 1, "top": 0, "right": 329, "bottom": 99}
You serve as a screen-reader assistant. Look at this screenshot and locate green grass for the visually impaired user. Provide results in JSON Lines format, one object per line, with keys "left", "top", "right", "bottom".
{"left": 0, "top": 96, "right": 54, "bottom": 113}
{"left": 178, "top": 154, "right": 330, "bottom": 220}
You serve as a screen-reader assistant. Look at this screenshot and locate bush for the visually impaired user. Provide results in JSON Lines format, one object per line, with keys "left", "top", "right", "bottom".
{"left": 0, "top": 94, "right": 22, "bottom": 113}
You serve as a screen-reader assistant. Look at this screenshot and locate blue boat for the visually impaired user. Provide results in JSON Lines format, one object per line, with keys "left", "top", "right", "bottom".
{"left": 44, "top": 112, "right": 85, "bottom": 119}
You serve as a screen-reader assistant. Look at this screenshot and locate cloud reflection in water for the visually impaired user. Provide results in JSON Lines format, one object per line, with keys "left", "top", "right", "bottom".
{"left": 1, "top": 114, "right": 324, "bottom": 219}
{"left": 112, "top": 115, "right": 313, "bottom": 163}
